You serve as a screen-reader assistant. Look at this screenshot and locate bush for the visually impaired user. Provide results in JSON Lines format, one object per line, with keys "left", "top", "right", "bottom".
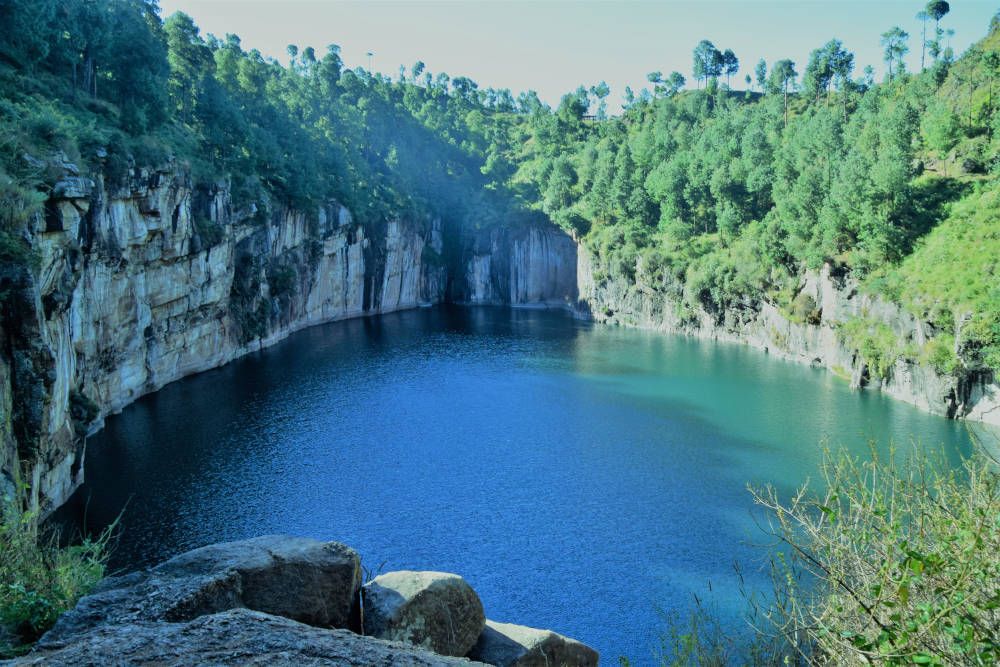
{"left": 267, "top": 261, "right": 297, "bottom": 300}
{"left": 0, "top": 478, "right": 113, "bottom": 657}
{"left": 921, "top": 334, "right": 960, "bottom": 375}
{"left": 192, "top": 214, "right": 225, "bottom": 250}
{"left": 789, "top": 292, "right": 822, "bottom": 325}
{"left": 68, "top": 390, "right": 100, "bottom": 438}
{"left": 837, "top": 318, "right": 901, "bottom": 379}
{"left": 751, "top": 448, "right": 1000, "bottom": 665}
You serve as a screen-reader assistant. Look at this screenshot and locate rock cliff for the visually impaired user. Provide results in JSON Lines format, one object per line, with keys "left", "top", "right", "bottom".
{"left": 4, "top": 153, "right": 995, "bottom": 518}
{"left": 0, "top": 158, "right": 577, "bottom": 515}
{"left": 454, "top": 225, "right": 578, "bottom": 307}
{"left": 575, "top": 244, "right": 1000, "bottom": 427}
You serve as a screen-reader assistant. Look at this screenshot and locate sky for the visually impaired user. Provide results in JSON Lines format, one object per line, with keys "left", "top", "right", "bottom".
{"left": 156, "top": 0, "right": 998, "bottom": 110}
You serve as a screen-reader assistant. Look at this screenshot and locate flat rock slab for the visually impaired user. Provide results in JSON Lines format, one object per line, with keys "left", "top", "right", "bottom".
{"left": 468, "top": 620, "right": 599, "bottom": 667}
{"left": 363, "top": 570, "right": 485, "bottom": 656}
{"left": 154, "top": 534, "right": 361, "bottom": 626}
{"left": 42, "top": 535, "right": 361, "bottom": 645}
{"left": 8, "top": 608, "right": 483, "bottom": 666}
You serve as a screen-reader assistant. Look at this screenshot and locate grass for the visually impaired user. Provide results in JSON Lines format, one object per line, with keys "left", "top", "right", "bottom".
{"left": 876, "top": 180, "right": 1000, "bottom": 372}
{"left": 0, "top": 475, "right": 114, "bottom": 658}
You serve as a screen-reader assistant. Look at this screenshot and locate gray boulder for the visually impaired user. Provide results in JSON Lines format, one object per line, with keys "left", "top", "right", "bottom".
{"left": 43, "top": 535, "right": 361, "bottom": 645}
{"left": 468, "top": 620, "right": 599, "bottom": 667}
{"left": 363, "top": 571, "right": 485, "bottom": 656}
{"left": 10, "top": 608, "right": 482, "bottom": 666}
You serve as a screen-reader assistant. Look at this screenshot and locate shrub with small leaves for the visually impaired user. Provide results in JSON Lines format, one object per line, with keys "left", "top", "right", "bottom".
{"left": 751, "top": 448, "right": 1000, "bottom": 665}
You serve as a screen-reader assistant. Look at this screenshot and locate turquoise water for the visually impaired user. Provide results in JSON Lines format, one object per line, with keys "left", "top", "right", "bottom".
{"left": 58, "top": 305, "right": 975, "bottom": 662}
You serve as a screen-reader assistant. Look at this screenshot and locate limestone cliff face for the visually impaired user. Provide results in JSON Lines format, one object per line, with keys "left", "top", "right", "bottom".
{"left": 0, "top": 161, "right": 448, "bottom": 514}
{"left": 454, "top": 225, "right": 578, "bottom": 307}
{"left": 0, "top": 160, "right": 579, "bottom": 515}
{"left": 575, "top": 245, "right": 1000, "bottom": 426}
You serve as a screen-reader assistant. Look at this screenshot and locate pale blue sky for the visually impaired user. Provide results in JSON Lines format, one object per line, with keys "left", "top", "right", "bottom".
{"left": 157, "top": 0, "right": 997, "bottom": 109}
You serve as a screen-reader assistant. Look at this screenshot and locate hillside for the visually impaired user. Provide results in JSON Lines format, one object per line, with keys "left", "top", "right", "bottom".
{"left": 517, "top": 16, "right": 1000, "bottom": 388}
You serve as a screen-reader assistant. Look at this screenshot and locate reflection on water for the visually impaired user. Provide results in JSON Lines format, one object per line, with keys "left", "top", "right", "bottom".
{"left": 56, "top": 305, "right": 973, "bottom": 661}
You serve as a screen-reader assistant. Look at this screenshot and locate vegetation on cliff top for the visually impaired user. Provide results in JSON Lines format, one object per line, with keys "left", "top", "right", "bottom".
{"left": 1, "top": 2, "right": 1000, "bottom": 660}
{"left": 516, "top": 13, "right": 1000, "bottom": 377}
{"left": 1, "top": 1, "right": 998, "bottom": 378}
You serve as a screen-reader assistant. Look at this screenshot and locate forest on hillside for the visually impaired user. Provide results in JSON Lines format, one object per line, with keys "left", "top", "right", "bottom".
{"left": 2, "top": 2, "right": 1000, "bottom": 664}
{"left": 1, "top": 1, "right": 998, "bottom": 381}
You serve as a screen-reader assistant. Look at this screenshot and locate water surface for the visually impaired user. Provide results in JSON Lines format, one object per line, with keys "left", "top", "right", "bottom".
{"left": 58, "top": 305, "right": 974, "bottom": 662}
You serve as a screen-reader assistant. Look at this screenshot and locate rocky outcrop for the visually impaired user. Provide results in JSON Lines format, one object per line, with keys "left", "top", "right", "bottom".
{"left": 363, "top": 571, "right": 485, "bottom": 656}
{"left": 455, "top": 225, "right": 578, "bottom": 308}
{"left": 40, "top": 535, "right": 361, "bottom": 645}
{"left": 13, "top": 608, "right": 479, "bottom": 666}
{"left": 0, "top": 156, "right": 578, "bottom": 516}
{"left": 469, "top": 620, "right": 599, "bottom": 667}
{"left": 8, "top": 536, "right": 597, "bottom": 666}
{"left": 575, "top": 245, "right": 1000, "bottom": 426}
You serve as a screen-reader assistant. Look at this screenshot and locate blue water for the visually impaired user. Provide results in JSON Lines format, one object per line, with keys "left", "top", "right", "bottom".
{"left": 58, "top": 305, "right": 975, "bottom": 662}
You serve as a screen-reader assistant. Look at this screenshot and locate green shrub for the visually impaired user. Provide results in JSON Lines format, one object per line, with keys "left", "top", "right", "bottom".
{"left": 192, "top": 214, "right": 225, "bottom": 249}
{"left": 921, "top": 334, "right": 961, "bottom": 375}
{"left": 837, "top": 318, "right": 901, "bottom": 379}
{"left": 0, "top": 479, "right": 113, "bottom": 657}
{"left": 68, "top": 390, "right": 100, "bottom": 438}
{"left": 267, "top": 262, "right": 297, "bottom": 300}
{"left": 751, "top": 449, "right": 1000, "bottom": 665}
{"left": 788, "top": 292, "right": 822, "bottom": 325}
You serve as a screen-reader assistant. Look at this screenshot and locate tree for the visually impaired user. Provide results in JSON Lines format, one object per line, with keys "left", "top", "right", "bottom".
{"left": 667, "top": 71, "right": 686, "bottom": 96}
{"left": 768, "top": 59, "right": 797, "bottom": 126}
{"left": 921, "top": 101, "right": 961, "bottom": 173}
{"left": 803, "top": 43, "right": 832, "bottom": 101}
{"left": 984, "top": 51, "right": 1000, "bottom": 135}
{"left": 916, "top": 10, "right": 929, "bottom": 70}
{"left": 543, "top": 155, "right": 577, "bottom": 213}
{"left": 623, "top": 86, "right": 636, "bottom": 108}
{"left": 862, "top": 65, "right": 875, "bottom": 90}
{"left": 755, "top": 58, "right": 767, "bottom": 92}
{"left": 646, "top": 71, "right": 663, "bottom": 97}
{"left": 103, "top": 0, "right": 170, "bottom": 131}
{"left": 556, "top": 86, "right": 588, "bottom": 130}
{"left": 0, "top": 0, "right": 59, "bottom": 69}
{"left": 926, "top": 1, "right": 950, "bottom": 62}
{"left": 164, "top": 11, "right": 214, "bottom": 123}
{"left": 881, "top": 27, "right": 909, "bottom": 81}
{"left": 589, "top": 80, "right": 610, "bottom": 119}
{"left": 721, "top": 49, "right": 738, "bottom": 87}
{"left": 692, "top": 40, "right": 722, "bottom": 88}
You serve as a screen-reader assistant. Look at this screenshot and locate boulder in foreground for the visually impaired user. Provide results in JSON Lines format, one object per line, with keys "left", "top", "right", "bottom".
{"left": 7, "top": 536, "right": 599, "bottom": 666}
{"left": 12, "top": 608, "right": 478, "bottom": 666}
{"left": 468, "top": 619, "right": 599, "bottom": 667}
{"left": 363, "top": 570, "right": 486, "bottom": 656}
{"left": 41, "top": 535, "right": 361, "bottom": 645}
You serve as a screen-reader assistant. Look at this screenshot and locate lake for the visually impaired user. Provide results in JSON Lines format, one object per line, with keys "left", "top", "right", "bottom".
{"left": 56, "top": 305, "right": 975, "bottom": 662}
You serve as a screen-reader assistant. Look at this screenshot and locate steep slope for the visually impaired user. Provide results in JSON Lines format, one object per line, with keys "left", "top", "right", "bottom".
{"left": 0, "top": 155, "right": 577, "bottom": 515}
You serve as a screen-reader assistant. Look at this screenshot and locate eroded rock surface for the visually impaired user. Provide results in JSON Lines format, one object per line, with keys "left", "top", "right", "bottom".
{"left": 469, "top": 620, "right": 599, "bottom": 667}
{"left": 0, "top": 157, "right": 579, "bottom": 517}
{"left": 41, "top": 535, "right": 361, "bottom": 646}
{"left": 12, "top": 608, "right": 478, "bottom": 666}
{"left": 363, "top": 570, "right": 486, "bottom": 657}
